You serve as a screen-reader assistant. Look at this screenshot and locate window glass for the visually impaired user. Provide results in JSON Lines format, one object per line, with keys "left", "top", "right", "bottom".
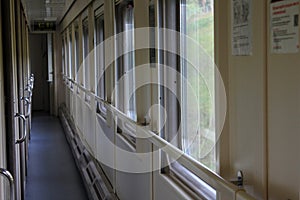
{"left": 68, "top": 27, "right": 73, "bottom": 79}
{"left": 158, "top": 0, "right": 215, "bottom": 171}
{"left": 115, "top": 0, "right": 136, "bottom": 121}
{"left": 74, "top": 21, "right": 80, "bottom": 79}
{"left": 62, "top": 37, "right": 65, "bottom": 75}
{"left": 157, "top": 0, "right": 217, "bottom": 197}
{"left": 64, "top": 34, "right": 69, "bottom": 77}
{"left": 83, "top": 18, "right": 89, "bottom": 88}
{"left": 180, "top": 0, "right": 215, "bottom": 171}
{"left": 95, "top": 15, "right": 105, "bottom": 99}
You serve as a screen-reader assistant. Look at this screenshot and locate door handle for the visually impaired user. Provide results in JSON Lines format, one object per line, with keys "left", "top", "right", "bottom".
{"left": 24, "top": 89, "right": 32, "bottom": 99}
{"left": 21, "top": 97, "right": 31, "bottom": 105}
{"left": 0, "top": 168, "right": 15, "bottom": 200}
{"left": 21, "top": 97, "right": 32, "bottom": 117}
{"left": 14, "top": 113, "right": 27, "bottom": 144}
{"left": 26, "top": 83, "right": 33, "bottom": 90}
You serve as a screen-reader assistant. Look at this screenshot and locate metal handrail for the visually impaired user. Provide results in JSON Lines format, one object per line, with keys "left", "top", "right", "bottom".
{"left": 95, "top": 95, "right": 254, "bottom": 199}
{"left": 101, "top": 99, "right": 240, "bottom": 198}
{"left": 14, "top": 113, "right": 27, "bottom": 144}
{"left": 64, "top": 77, "right": 256, "bottom": 200}
{"left": 0, "top": 168, "right": 15, "bottom": 200}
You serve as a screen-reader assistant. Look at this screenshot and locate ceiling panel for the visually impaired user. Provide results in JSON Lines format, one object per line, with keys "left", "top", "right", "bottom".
{"left": 21, "top": 0, "right": 67, "bottom": 25}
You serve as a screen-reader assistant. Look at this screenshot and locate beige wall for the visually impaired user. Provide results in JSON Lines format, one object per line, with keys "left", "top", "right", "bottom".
{"left": 57, "top": 0, "right": 300, "bottom": 199}
{"left": 227, "top": 0, "right": 267, "bottom": 199}
{"left": 267, "top": 53, "right": 300, "bottom": 200}
{"left": 267, "top": 12, "right": 300, "bottom": 200}
{"left": 225, "top": 0, "right": 300, "bottom": 199}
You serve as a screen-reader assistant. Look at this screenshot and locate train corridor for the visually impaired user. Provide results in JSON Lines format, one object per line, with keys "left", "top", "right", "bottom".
{"left": 25, "top": 112, "right": 88, "bottom": 200}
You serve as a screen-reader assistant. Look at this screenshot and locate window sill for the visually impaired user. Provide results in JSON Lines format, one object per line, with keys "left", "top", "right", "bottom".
{"left": 170, "top": 161, "right": 216, "bottom": 200}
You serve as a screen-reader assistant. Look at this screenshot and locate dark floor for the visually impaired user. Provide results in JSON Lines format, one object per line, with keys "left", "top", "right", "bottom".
{"left": 25, "top": 112, "right": 88, "bottom": 200}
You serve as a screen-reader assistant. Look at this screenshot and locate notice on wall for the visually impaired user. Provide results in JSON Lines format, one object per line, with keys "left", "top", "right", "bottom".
{"left": 271, "top": 0, "right": 300, "bottom": 54}
{"left": 232, "top": 0, "right": 252, "bottom": 56}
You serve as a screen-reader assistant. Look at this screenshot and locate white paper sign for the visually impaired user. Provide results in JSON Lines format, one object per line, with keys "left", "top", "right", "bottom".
{"left": 232, "top": 0, "right": 252, "bottom": 56}
{"left": 271, "top": 0, "right": 299, "bottom": 53}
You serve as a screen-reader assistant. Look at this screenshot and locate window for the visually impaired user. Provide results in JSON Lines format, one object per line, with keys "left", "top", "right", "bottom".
{"left": 62, "top": 37, "right": 65, "bottom": 75}
{"left": 181, "top": 0, "right": 215, "bottom": 171}
{"left": 95, "top": 13, "right": 105, "bottom": 98}
{"left": 158, "top": 0, "right": 216, "bottom": 171}
{"left": 158, "top": 0, "right": 216, "bottom": 198}
{"left": 74, "top": 21, "right": 80, "bottom": 81}
{"left": 95, "top": 9, "right": 106, "bottom": 115}
{"left": 68, "top": 26, "right": 73, "bottom": 79}
{"left": 115, "top": 0, "right": 136, "bottom": 121}
{"left": 82, "top": 18, "right": 89, "bottom": 88}
{"left": 47, "top": 34, "right": 53, "bottom": 82}
{"left": 64, "top": 33, "right": 69, "bottom": 78}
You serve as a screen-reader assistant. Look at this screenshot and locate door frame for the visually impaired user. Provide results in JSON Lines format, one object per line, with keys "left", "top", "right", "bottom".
{"left": 2, "top": 0, "right": 23, "bottom": 199}
{"left": 0, "top": 0, "right": 8, "bottom": 198}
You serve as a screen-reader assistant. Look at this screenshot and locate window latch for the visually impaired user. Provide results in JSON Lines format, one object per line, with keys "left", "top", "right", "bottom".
{"left": 230, "top": 170, "right": 243, "bottom": 188}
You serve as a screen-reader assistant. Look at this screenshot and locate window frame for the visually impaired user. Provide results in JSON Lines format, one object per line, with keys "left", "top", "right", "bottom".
{"left": 74, "top": 20, "right": 80, "bottom": 82}
{"left": 82, "top": 12, "right": 89, "bottom": 89}
{"left": 68, "top": 26, "right": 73, "bottom": 80}
{"left": 157, "top": 0, "right": 218, "bottom": 197}
{"left": 94, "top": 5, "right": 107, "bottom": 117}
{"left": 114, "top": 0, "right": 137, "bottom": 147}
{"left": 115, "top": 0, "right": 136, "bottom": 121}
{"left": 62, "top": 35, "right": 66, "bottom": 76}
{"left": 64, "top": 32, "right": 69, "bottom": 78}
{"left": 180, "top": 0, "right": 216, "bottom": 171}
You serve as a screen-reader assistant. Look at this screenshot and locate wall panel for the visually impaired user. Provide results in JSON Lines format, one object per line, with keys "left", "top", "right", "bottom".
{"left": 228, "top": 0, "right": 267, "bottom": 199}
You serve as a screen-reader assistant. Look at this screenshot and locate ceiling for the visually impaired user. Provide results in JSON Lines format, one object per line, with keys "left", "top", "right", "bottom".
{"left": 21, "top": 0, "right": 72, "bottom": 25}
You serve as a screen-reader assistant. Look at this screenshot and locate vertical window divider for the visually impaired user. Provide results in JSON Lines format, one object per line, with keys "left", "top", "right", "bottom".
{"left": 134, "top": 0, "right": 151, "bottom": 153}
{"left": 94, "top": 5, "right": 105, "bottom": 116}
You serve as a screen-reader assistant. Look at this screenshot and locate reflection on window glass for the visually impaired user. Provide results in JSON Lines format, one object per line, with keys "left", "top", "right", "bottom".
{"left": 181, "top": 0, "right": 215, "bottom": 171}
{"left": 95, "top": 15, "right": 105, "bottom": 99}
{"left": 74, "top": 22, "right": 80, "bottom": 77}
{"left": 83, "top": 18, "right": 89, "bottom": 87}
{"left": 115, "top": 1, "right": 136, "bottom": 121}
{"left": 62, "top": 37, "right": 65, "bottom": 75}
{"left": 68, "top": 27, "right": 73, "bottom": 79}
{"left": 64, "top": 35, "right": 69, "bottom": 77}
